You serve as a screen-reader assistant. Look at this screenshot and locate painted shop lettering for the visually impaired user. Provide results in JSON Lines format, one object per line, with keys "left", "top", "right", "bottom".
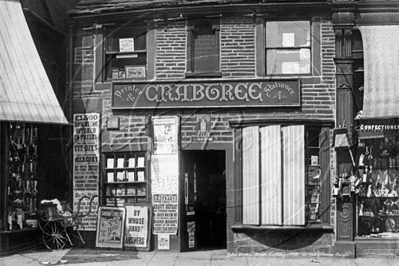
{"left": 143, "top": 83, "right": 264, "bottom": 102}
{"left": 264, "top": 82, "right": 295, "bottom": 97}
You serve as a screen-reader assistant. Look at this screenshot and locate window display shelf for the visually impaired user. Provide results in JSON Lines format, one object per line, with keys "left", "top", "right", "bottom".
{"left": 103, "top": 152, "right": 148, "bottom": 205}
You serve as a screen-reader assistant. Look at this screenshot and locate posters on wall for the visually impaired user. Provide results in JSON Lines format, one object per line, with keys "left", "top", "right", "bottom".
{"left": 151, "top": 116, "right": 179, "bottom": 243}
{"left": 158, "top": 234, "right": 170, "bottom": 250}
{"left": 96, "top": 207, "right": 125, "bottom": 249}
{"left": 153, "top": 194, "right": 178, "bottom": 234}
{"left": 73, "top": 113, "right": 99, "bottom": 231}
{"left": 124, "top": 205, "right": 149, "bottom": 249}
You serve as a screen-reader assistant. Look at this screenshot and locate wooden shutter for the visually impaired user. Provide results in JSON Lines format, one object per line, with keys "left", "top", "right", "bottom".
{"left": 260, "top": 125, "right": 282, "bottom": 225}
{"left": 242, "top": 126, "right": 260, "bottom": 225}
{"left": 319, "top": 128, "right": 331, "bottom": 224}
{"left": 282, "top": 125, "right": 305, "bottom": 225}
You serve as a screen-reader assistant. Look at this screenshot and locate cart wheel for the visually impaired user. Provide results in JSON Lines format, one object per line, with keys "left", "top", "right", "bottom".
{"left": 41, "top": 221, "right": 67, "bottom": 250}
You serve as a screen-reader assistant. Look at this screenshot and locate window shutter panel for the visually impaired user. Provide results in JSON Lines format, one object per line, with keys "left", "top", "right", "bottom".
{"left": 319, "top": 128, "right": 331, "bottom": 224}
{"left": 282, "top": 125, "right": 305, "bottom": 225}
{"left": 260, "top": 125, "right": 282, "bottom": 225}
{"left": 243, "top": 126, "right": 260, "bottom": 225}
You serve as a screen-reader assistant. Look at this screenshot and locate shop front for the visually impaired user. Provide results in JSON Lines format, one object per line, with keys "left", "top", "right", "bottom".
{"left": 96, "top": 74, "right": 335, "bottom": 252}
{"left": 67, "top": 0, "right": 337, "bottom": 254}
{"left": 0, "top": 0, "right": 69, "bottom": 255}
{"left": 332, "top": 2, "right": 399, "bottom": 257}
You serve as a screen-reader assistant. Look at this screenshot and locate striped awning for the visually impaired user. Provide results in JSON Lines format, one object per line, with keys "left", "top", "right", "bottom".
{"left": 0, "top": 0, "right": 69, "bottom": 125}
{"left": 359, "top": 25, "right": 399, "bottom": 119}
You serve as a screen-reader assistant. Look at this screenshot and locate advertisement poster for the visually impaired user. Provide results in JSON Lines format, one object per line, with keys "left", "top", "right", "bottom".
{"left": 96, "top": 207, "right": 125, "bottom": 249}
{"left": 153, "top": 194, "right": 178, "bottom": 234}
{"left": 158, "top": 234, "right": 170, "bottom": 250}
{"left": 151, "top": 116, "right": 179, "bottom": 236}
{"left": 124, "top": 205, "right": 149, "bottom": 249}
{"left": 73, "top": 113, "right": 99, "bottom": 231}
{"left": 152, "top": 116, "right": 178, "bottom": 155}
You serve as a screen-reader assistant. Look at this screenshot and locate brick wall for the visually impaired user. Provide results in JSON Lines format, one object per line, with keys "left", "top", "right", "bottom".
{"left": 156, "top": 21, "right": 186, "bottom": 80}
{"left": 234, "top": 230, "right": 333, "bottom": 256}
{"left": 221, "top": 17, "right": 256, "bottom": 78}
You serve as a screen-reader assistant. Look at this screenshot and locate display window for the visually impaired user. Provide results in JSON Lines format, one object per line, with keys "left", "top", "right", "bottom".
{"left": 104, "top": 26, "right": 147, "bottom": 80}
{"left": 356, "top": 136, "right": 399, "bottom": 238}
{"left": 240, "top": 125, "right": 330, "bottom": 225}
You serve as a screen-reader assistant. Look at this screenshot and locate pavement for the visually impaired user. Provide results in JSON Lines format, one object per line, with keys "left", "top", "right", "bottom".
{"left": 1, "top": 247, "right": 398, "bottom": 266}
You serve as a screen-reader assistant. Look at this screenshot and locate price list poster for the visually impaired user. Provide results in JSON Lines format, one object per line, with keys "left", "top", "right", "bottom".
{"left": 73, "top": 113, "right": 100, "bottom": 230}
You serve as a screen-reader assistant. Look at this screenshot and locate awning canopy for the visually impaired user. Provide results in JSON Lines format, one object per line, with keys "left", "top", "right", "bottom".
{"left": 0, "top": 0, "right": 69, "bottom": 125}
{"left": 359, "top": 25, "right": 399, "bottom": 120}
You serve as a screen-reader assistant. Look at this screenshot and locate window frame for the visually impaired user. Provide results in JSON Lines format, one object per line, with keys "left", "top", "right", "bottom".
{"left": 265, "top": 20, "right": 311, "bottom": 76}
{"left": 255, "top": 18, "right": 321, "bottom": 77}
{"left": 185, "top": 18, "right": 221, "bottom": 78}
{"left": 232, "top": 122, "right": 331, "bottom": 229}
{"left": 102, "top": 152, "right": 149, "bottom": 206}
{"left": 94, "top": 23, "right": 154, "bottom": 83}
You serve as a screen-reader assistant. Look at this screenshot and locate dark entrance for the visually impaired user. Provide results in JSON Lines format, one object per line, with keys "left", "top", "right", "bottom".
{"left": 180, "top": 150, "right": 226, "bottom": 251}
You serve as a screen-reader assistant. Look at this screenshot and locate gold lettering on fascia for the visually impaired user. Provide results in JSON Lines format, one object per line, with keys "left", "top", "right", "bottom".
{"left": 115, "top": 82, "right": 296, "bottom": 103}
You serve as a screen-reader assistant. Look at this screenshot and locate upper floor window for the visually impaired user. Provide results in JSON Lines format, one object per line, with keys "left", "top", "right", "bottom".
{"left": 266, "top": 21, "right": 311, "bottom": 75}
{"left": 186, "top": 19, "right": 221, "bottom": 77}
{"left": 104, "top": 26, "right": 147, "bottom": 80}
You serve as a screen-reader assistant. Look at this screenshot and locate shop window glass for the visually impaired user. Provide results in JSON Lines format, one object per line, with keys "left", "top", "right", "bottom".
{"left": 266, "top": 21, "right": 311, "bottom": 75}
{"left": 356, "top": 137, "right": 399, "bottom": 238}
{"left": 186, "top": 19, "right": 220, "bottom": 77}
{"left": 104, "top": 152, "right": 147, "bottom": 206}
{"left": 104, "top": 26, "right": 147, "bottom": 80}
{"left": 242, "top": 125, "right": 324, "bottom": 225}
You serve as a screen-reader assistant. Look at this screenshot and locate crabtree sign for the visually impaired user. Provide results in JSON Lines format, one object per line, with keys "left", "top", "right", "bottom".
{"left": 112, "top": 79, "right": 300, "bottom": 109}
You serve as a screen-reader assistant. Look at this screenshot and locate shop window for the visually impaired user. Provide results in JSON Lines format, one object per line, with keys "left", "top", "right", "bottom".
{"left": 356, "top": 137, "right": 399, "bottom": 238}
{"left": 186, "top": 19, "right": 221, "bottom": 77}
{"left": 265, "top": 21, "right": 311, "bottom": 75}
{"left": 104, "top": 152, "right": 147, "bottom": 206}
{"left": 5, "top": 123, "right": 39, "bottom": 230}
{"left": 104, "top": 26, "right": 147, "bottom": 80}
{"left": 241, "top": 125, "right": 328, "bottom": 225}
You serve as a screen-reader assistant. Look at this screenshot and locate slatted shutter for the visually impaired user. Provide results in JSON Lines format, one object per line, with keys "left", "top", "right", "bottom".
{"left": 282, "top": 125, "right": 305, "bottom": 225}
{"left": 260, "top": 125, "right": 282, "bottom": 225}
{"left": 242, "top": 126, "right": 260, "bottom": 225}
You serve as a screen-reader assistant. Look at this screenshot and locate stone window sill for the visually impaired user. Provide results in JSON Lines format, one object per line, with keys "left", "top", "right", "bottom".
{"left": 185, "top": 72, "right": 222, "bottom": 78}
{"left": 231, "top": 222, "right": 334, "bottom": 232}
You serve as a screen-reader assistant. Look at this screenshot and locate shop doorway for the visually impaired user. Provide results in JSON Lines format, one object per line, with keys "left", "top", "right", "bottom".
{"left": 180, "top": 150, "right": 226, "bottom": 251}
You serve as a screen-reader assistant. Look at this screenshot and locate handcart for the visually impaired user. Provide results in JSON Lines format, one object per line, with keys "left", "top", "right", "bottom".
{"left": 38, "top": 195, "right": 98, "bottom": 250}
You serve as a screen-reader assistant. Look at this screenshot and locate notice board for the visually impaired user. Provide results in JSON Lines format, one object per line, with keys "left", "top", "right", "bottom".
{"left": 124, "top": 204, "right": 152, "bottom": 251}
{"left": 96, "top": 206, "right": 125, "bottom": 249}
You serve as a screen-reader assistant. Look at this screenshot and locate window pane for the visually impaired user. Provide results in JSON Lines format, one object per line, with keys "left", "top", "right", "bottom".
{"left": 260, "top": 126, "right": 282, "bottom": 225}
{"left": 242, "top": 126, "right": 260, "bottom": 225}
{"left": 282, "top": 125, "right": 305, "bottom": 225}
{"left": 106, "top": 26, "right": 147, "bottom": 52}
{"left": 193, "top": 23, "right": 219, "bottom": 72}
{"left": 266, "top": 48, "right": 310, "bottom": 74}
{"left": 266, "top": 21, "right": 310, "bottom": 48}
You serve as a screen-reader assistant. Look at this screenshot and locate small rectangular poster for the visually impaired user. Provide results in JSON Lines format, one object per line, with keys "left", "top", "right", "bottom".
{"left": 158, "top": 234, "right": 170, "bottom": 250}
{"left": 189, "top": 232, "right": 195, "bottom": 248}
{"left": 96, "top": 207, "right": 125, "bottom": 249}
